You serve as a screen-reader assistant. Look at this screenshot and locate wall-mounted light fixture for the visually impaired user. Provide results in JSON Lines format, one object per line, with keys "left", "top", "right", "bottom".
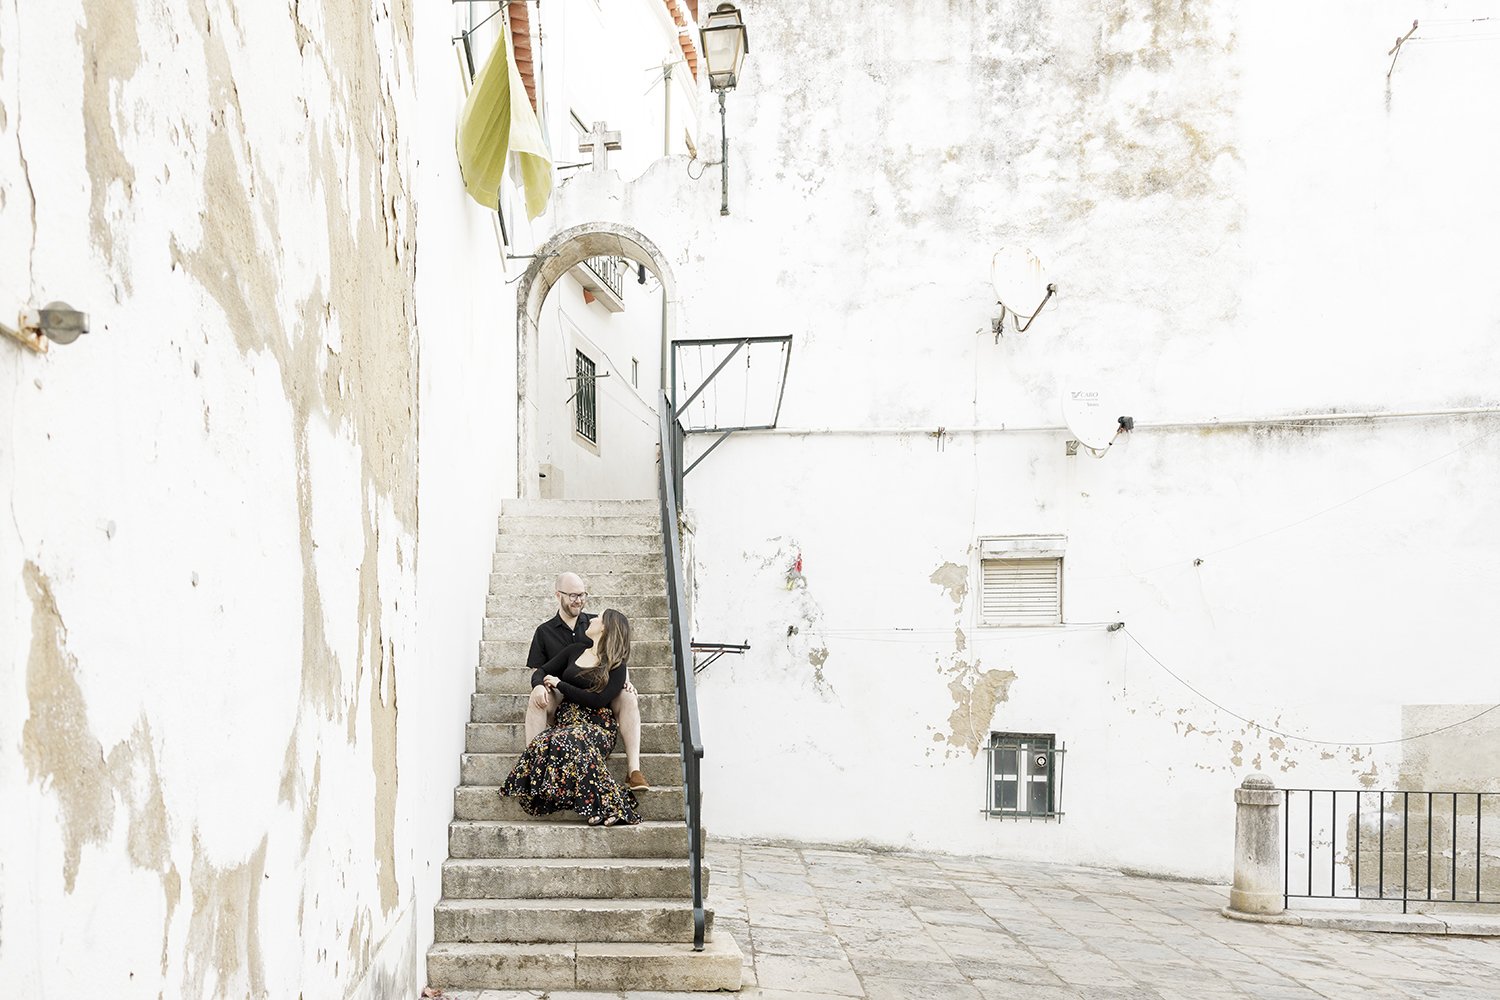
{"left": 700, "top": 3, "right": 749, "bottom": 217}
{"left": 1, "top": 302, "right": 90, "bottom": 354}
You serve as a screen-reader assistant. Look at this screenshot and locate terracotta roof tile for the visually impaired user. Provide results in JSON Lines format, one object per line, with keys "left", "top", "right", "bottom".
{"left": 508, "top": 2, "right": 538, "bottom": 111}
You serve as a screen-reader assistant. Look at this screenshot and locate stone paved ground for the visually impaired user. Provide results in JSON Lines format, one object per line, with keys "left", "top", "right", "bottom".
{"left": 432, "top": 840, "right": 1500, "bottom": 1000}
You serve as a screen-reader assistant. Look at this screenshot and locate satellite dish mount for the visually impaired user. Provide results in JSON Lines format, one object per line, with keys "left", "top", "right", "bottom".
{"left": 990, "top": 247, "right": 1058, "bottom": 342}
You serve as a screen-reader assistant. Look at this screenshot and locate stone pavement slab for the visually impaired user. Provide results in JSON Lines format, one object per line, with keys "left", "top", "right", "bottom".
{"left": 426, "top": 840, "right": 1500, "bottom": 1000}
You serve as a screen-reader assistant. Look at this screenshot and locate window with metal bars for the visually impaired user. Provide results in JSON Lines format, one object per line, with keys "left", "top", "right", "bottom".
{"left": 986, "top": 732, "right": 1065, "bottom": 821}
{"left": 575, "top": 350, "right": 597, "bottom": 443}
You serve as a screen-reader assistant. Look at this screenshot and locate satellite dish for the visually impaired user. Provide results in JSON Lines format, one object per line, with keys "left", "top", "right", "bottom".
{"left": 991, "top": 247, "right": 1044, "bottom": 310}
{"left": 1061, "top": 382, "right": 1122, "bottom": 451}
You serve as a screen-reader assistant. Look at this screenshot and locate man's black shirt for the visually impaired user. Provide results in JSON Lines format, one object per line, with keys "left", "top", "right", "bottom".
{"left": 526, "top": 610, "right": 594, "bottom": 670}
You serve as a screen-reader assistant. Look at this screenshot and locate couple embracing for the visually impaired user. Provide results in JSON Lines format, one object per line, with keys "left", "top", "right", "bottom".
{"left": 499, "top": 572, "right": 649, "bottom": 827}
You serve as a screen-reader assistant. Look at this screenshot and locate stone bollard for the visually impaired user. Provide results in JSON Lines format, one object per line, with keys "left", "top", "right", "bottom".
{"left": 1229, "top": 773, "right": 1285, "bottom": 915}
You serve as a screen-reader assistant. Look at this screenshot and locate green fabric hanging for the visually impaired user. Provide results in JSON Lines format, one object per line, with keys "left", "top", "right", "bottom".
{"left": 456, "top": 22, "right": 552, "bottom": 219}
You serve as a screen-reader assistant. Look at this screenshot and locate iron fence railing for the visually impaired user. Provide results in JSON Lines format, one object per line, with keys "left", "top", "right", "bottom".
{"left": 584, "top": 255, "right": 626, "bottom": 301}
{"left": 657, "top": 391, "right": 705, "bottom": 950}
{"left": 1284, "top": 789, "right": 1500, "bottom": 913}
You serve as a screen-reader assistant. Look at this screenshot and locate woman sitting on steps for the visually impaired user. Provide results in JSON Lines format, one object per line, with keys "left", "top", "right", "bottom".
{"left": 500, "top": 608, "right": 642, "bottom": 827}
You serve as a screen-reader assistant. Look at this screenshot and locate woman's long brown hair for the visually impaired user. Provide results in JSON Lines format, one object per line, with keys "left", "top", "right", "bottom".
{"left": 580, "top": 609, "right": 631, "bottom": 692}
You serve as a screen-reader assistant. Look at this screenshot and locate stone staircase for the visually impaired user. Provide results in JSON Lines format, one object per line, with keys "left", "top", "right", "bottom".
{"left": 425, "top": 498, "right": 742, "bottom": 992}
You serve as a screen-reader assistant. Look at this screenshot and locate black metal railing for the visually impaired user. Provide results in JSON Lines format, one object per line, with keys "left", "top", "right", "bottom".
{"left": 657, "top": 391, "right": 705, "bottom": 950}
{"left": 1284, "top": 789, "right": 1499, "bottom": 913}
{"left": 585, "top": 255, "right": 626, "bottom": 301}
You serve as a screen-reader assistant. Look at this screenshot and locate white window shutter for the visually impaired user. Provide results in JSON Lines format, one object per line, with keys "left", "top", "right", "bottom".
{"left": 981, "top": 558, "right": 1061, "bottom": 625}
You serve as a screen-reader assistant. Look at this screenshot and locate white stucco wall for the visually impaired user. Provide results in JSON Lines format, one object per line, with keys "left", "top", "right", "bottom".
{"left": 0, "top": 1, "right": 516, "bottom": 995}
{"left": 536, "top": 269, "right": 663, "bottom": 500}
{"left": 543, "top": 0, "right": 1500, "bottom": 879}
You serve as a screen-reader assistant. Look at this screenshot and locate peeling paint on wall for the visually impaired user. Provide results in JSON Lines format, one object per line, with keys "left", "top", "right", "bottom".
{"left": 182, "top": 832, "right": 268, "bottom": 999}
{"left": 21, "top": 561, "right": 115, "bottom": 893}
{"left": 77, "top": 0, "right": 142, "bottom": 294}
{"left": 929, "top": 561, "right": 967, "bottom": 609}
{"left": 942, "top": 660, "right": 1018, "bottom": 758}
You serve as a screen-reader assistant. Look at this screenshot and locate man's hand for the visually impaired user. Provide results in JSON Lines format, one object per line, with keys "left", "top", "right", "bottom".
{"left": 530, "top": 684, "right": 553, "bottom": 710}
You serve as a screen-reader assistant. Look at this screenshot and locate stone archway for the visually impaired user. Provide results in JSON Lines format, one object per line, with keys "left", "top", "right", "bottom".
{"left": 514, "top": 222, "right": 678, "bottom": 498}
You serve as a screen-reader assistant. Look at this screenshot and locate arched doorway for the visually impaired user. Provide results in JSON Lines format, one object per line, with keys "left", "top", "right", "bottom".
{"left": 514, "top": 223, "right": 678, "bottom": 499}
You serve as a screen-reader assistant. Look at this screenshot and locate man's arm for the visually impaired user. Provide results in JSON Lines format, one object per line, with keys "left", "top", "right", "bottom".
{"left": 526, "top": 623, "right": 549, "bottom": 671}
{"left": 530, "top": 644, "right": 579, "bottom": 689}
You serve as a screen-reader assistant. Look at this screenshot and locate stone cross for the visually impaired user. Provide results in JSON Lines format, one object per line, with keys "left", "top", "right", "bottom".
{"left": 578, "top": 121, "right": 622, "bottom": 173}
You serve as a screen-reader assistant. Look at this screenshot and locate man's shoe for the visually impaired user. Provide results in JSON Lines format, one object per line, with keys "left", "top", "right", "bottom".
{"left": 626, "top": 770, "right": 650, "bottom": 792}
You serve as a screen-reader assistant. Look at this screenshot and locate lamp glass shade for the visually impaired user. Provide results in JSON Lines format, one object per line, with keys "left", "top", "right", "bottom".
{"left": 701, "top": 4, "right": 748, "bottom": 91}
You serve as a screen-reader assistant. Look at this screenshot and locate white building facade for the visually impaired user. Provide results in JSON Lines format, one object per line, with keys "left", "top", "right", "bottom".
{"left": 540, "top": 0, "right": 1500, "bottom": 879}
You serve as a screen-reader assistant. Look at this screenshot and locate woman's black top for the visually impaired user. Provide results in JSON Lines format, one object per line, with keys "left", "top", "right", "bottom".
{"left": 530, "top": 641, "right": 628, "bottom": 709}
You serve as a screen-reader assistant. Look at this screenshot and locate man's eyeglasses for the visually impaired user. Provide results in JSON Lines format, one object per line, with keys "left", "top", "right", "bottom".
{"left": 557, "top": 591, "right": 587, "bottom": 601}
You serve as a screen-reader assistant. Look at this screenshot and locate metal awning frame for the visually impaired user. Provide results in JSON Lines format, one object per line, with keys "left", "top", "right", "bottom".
{"left": 670, "top": 335, "right": 793, "bottom": 478}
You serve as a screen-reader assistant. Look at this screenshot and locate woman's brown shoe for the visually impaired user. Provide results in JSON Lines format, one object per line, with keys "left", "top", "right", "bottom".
{"left": 626, "top": 769, "right": 650, "bottom": 791}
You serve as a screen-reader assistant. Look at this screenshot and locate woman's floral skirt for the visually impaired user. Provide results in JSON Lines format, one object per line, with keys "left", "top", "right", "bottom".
{"left": 500, "top": 701, "right": 642, "bottom": 825}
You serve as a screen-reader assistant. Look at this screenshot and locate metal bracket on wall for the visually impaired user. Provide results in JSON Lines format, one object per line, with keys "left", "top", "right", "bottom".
{"left": 993, "top": 284, "right": 1058, "bottom": 342}
{"left": 691, "top": 641, "right": 750, "bottom": 674}
{"left": 671, "top": 334, "right": 794, "bottom": 481}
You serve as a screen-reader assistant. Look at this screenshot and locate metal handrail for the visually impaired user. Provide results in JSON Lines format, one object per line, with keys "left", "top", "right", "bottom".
{"left": 657, "top": 391, "right": 705, "bottom": 950}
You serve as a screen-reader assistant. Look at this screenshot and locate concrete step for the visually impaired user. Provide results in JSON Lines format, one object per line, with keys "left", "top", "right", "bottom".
{"left": 480, "top": 639, "right": 670, "bottom": 670}
{"left": 501, "top": 498, "right": 658, "bottom": 517}
{"left": 487, "top": 593, "right": 669, "bottom": 619}
{"left": 467, "top": 722, "right": 682, "bottom": 754}
{"left": 494, "top": 533, "right": 662, "bottom": 556}
{"left": 455, "top": 785, "right": 685, "bottom": 822}
{"left": 433, "top": 897, "right": 713, "bottom": 944}
{"left": 476, "top": 665, "right": 678, "bottom": 695}
{"left": 448, "top": 820, "right": 688, "bottom": 859}
{"left": 440, "top": 857, "right": 710, "bottom": 900}
{"left": 498, "top": 514, "right": 660, "bottom": 536}
{"left": 426, "top": 936, "right": 742, "bottom": 992}
{"left": 462, "top": 752, "right": 681, "bottom": 788}
{"left": 488, "top": 572, "right": 665, "bottom": 600}
{"left": 482, "top": 615, "right": 670, "bottom": 642}
{"left": 493, "top": 552, "right": 664, "bottom": 576}
{"left": 471, "top": 692, "right": 680, "bottom": 723}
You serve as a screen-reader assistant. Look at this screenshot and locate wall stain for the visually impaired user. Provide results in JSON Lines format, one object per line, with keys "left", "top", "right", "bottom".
{"left": 77, "top": 0, "right": 143, "bottom": 293}
{"left": 21, "top": 561, "right": 115, "bottom": 893}
{"left": 23, "top": 563, "right": 183, "bottom": 973}
{"left": 182, "top": 832, "right": 268, "bottom": 999}
{"left": 168, "top": 2, "right": 416, "bottom": 954}
{"left": 941, "top": 661, "right": 1019, "bottom": 758}
{"left": 929, "top": 562, "right": 968, "bottom": 609}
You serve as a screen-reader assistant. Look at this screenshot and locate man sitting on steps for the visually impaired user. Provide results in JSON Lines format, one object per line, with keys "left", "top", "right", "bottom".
{"left": 526, "top": 571, "right": 649, "bottom": 792}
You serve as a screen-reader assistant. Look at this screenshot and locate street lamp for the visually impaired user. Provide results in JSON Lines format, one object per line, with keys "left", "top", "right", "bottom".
{"left": 700, "top": 3, "right": 749, "bottom": 216}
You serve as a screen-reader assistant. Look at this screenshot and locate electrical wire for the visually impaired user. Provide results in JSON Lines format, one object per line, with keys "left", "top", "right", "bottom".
{"left": 1121, "top": 628, "right": 1500, "bottom": 748}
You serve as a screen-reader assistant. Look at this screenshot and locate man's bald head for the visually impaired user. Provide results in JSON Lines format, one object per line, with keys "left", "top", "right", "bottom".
{"left": 555, "top": 572, "right": 587, "bottom": 621}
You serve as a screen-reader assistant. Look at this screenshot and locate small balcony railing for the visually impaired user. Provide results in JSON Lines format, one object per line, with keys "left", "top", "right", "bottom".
{"left": 583, "top": 255, "right": 625, "bottom": 301}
